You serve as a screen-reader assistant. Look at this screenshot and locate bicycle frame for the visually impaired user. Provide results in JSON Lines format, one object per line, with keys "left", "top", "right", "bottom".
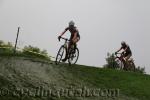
{"left": 115, "top": 53, "right": 125, "bottom": 62}
{"left": 56, "top": 37, "right": 79, "bottom": 65}
{"left": 115, "top": 53, "right": 126, "bottom": 69}
{"left": 60, "top": 37, "right": 76, "bottom": 53}
{"left": 60, "top": 37, "right": 70, "bottom": 49}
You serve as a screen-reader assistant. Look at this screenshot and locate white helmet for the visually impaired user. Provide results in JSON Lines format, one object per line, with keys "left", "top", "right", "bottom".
{"left": 69, "top": 20, "right": 75, "bottom": 26}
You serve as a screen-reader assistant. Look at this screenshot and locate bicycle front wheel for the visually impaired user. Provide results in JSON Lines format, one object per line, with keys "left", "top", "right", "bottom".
{"left": 68, "top": 48, "right": 79, "bottom": 65}
{"left": 115, "top": 57, "right": 124, "bottom": 70}
{"left": 55, "top": 46, "right": 65, "bottom": 65}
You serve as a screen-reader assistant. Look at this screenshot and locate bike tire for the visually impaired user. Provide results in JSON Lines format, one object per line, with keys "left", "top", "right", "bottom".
{"left": 129, "top": 61, "right": 136, "bottom": 72}
{"left": 55, "top": 46, "right": 65, "bottom": 65}
{"left": 115, "top": 57, "right": 124, "bottom": 70}
{"left": 68, "top": 47, "right": 79, "bottom": 65}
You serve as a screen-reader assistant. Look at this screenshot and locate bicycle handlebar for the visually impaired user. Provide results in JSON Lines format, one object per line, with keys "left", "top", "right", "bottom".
{"left": 115, "top": 52, "right": 122, "bottom": 55}
{"left": 114, "top": 52, "right": 125, "bottom": 58}
{"left": 60, "top": 37, "right": 70, "bottom": 41}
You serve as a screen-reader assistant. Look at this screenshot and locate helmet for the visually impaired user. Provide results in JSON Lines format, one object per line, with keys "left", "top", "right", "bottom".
{"left": 121, "top": 41, "right": 126, "bottom": 45}
{"left": 69, "top": 20, "right": 75, "bottom": 26}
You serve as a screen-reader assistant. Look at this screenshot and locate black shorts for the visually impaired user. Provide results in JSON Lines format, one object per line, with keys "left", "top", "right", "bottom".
{"left": 124, "top": 52, "right": 132, "bottom": 57}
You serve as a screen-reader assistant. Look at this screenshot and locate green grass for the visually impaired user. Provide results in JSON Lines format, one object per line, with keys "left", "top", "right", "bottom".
{"left": 62, "top": 64, "right": 150, "bottom": 100}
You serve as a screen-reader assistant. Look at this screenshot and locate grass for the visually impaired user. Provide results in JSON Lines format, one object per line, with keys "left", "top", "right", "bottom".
{"left": 63, "top": 64, "right": 150, "bottom": 100}
{"left": 0, "top": 50, "right": 150, "bottom": 100}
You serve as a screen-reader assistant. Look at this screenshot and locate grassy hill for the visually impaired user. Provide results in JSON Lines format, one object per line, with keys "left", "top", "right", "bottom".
{"left": 0, "top": 56, "right": 150, "bottom": 100}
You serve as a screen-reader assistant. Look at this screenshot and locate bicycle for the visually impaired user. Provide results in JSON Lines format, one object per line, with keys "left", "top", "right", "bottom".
{"left": 115, "top": 52, "right": 135, "bottom": 71}
{"left": 114, "top": 53, "right": 125, "bottom": 70}
{"left": 55, "top": 37, "right": 79, "bottom": 65}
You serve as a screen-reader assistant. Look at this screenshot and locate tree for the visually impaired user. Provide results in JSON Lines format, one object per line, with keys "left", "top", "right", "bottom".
{"left": 0, "top": 40, "right": 13, "bottom": 47}
{"left": 103, "top": 52, "right": 120, "bottom": 69}
{"left": 0, "top": 40, "right": 4, "bottom": 46}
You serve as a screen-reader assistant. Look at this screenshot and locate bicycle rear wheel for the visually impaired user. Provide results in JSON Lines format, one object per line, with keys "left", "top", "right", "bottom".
{"left": 55, "top": 46, "right": 65, "bottom": 65}
{"left": 68, "top": 48, "right": 79, "bottom": 65}
{"left": 128, "top": 61, "right": 136, "bottom": 71}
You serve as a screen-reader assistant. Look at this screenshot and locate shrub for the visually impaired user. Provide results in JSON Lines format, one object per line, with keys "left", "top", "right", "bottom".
{"left": 22, "top": 45, "right": 50, "bottom": 60}
{"left": 103, "top": 52, "right": 120, "bottom": 69}
{"left": 0, "top": 40, "right": 14, "bottom": 55}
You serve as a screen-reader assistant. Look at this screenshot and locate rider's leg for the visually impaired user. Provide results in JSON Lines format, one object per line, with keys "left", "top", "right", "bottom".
{"left": 72, "top": 37, "right": 80, "bottom": 43}
{"left": 120, "top": 53, "right": 127, "bottom": 70}
{"left": 72, "top": 37, "right": 80, "bottom": 54}
{"left": 72, "top": 37, "right": 80, "bottom": 48}
{"left": 123, "top": 53, "right": 131, "bottom": 70}
{"left": 124, "top": 54, "right": 131, "bottom": 62}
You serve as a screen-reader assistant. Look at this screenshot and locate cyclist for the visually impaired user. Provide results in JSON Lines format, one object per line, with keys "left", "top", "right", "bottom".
{"left": 115, "top": 41, "right": 132, "bottom": 62}
{"left": 58, "top": 20, "right": 80, "bottom": 62}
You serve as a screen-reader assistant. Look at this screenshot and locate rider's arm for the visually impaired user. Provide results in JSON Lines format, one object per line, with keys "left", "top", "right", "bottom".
{"left": 72, "top": 28, "right": 79, "bottom": 40}
{"left": 59, "top": 27, "right": 68, "bottom": 37}
{"left": 60, "top": 30, "right": 66, "bottom": 37}
{"left": 60, "top": 29, "right": 67, "bottom": 36}
{"left": 116, "top": 47, "right": 122, "bottom": 53}
{"left": 124, "top": 45, "right": 129, "bottom": 52}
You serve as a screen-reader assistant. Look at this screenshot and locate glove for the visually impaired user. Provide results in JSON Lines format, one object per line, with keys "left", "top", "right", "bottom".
{"left": 58, "top": 36, "right": 61, "bottom": 41}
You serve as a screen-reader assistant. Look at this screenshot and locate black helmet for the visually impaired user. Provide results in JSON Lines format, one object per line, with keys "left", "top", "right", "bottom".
{"left": 121, "top": 41, "right": 126, "bottom": 46}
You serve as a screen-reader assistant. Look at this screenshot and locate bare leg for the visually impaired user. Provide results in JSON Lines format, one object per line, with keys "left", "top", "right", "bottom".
{"left": 62, "top": 37, "right": 80, "bottom": 62}
{"left": 124, "top": 54, "right": 131, "bottom": 62}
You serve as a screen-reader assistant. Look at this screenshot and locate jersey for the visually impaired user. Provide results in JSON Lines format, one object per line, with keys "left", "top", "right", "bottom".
{"left": 65, "top": 26, "right": 80, "bottom": 39}
{"left": 121, "top": 44, "right": 132, "bottom": 55}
